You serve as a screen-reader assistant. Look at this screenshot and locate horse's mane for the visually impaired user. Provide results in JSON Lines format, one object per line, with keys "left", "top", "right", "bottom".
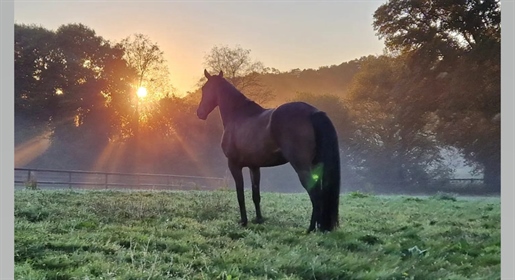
{"left": 217, "top": 77, "right": 265, "bottom": 116}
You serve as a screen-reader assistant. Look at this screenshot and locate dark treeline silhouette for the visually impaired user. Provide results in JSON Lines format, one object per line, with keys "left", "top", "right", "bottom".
{"left": 15, "top": 0, "right": 500, "bottom": 194}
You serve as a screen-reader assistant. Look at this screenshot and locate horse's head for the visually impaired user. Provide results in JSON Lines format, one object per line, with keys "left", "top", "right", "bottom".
{"left": 197, "top": 69, "right": 224, "bottom": 120}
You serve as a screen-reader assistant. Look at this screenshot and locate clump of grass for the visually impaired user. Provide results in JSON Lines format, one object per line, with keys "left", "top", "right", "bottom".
{"left": 347, "top": 191, "right": 371, "bottom": 198}
{"left": 194, "top": 192, "right": 233, "bottom": 221}
{"left": 432, "top": 191, "right": 457, "bottom": 201}
{"left": 16, "top": 205, "right": 49, "bottom": 222}
{"left": 358, "top": 234, "right": 382, "bottom": 245}
{"left": 404, "top": 197, "right": 424, "bottom": 202}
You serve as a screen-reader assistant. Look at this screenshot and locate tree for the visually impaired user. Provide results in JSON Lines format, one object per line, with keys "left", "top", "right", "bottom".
{"left": 120, "top": 34, "right": 172, "bottom": 97}
{"left": 203, "top": 45, "right": 274, "bottom": 104}
{"left": 373, "top": 0, "right": 500, "bottom": 192}
{"left": 120, "top": 34, "right": 173, "bottom": 136}
{"left": 346, "top": 55, "right": 451, "bottom": 192}
{"left": 51, "top": 24, "right": 136, "bottom": 141}
{"left": 15, "top": 23, "right": 138, "bottom": 169}
{"left": 374, "top": 0, "right": 500, "bottom": 67}
{"left": 14, "top": 24, "right": 59, "bottom": 144}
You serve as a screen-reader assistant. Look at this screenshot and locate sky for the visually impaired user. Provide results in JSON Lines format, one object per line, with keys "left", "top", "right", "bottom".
{"left": 15, "top": 1, "right": 386, "bottom": 96}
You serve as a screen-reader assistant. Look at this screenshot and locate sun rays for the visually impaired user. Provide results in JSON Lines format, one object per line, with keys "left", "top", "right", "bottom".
{"left": 89, "top": 124, "right": 214, "bottom": 178}
{"left": 15, "top": 131, "right": 52, "bottom": 167}
{"left": 90, "top": 141, "right": 129, "bottom": 172}
{"left": 16, "top": 84, "right": 215, "bottom": 179}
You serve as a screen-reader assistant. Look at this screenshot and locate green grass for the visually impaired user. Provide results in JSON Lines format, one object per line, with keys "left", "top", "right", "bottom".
{"left": 15, "top": 189, "right": 500, "bottom": 280}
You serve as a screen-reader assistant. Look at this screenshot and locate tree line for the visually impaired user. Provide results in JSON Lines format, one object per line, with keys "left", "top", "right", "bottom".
{"left": 15, "top": 0, "right": 500, "bottom": 194}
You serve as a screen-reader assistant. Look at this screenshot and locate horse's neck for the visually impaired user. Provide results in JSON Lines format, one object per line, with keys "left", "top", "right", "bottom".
{"left": 218, "top": 89, "right": 264, "bottom": 127}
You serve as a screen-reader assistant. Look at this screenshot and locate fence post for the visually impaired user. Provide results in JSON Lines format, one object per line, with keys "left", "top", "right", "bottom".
{"left": 105, "top": 173, "right": 108, "bottom": 189}
{"left": 68, "top": 172, "right": 72, "bottom": 189}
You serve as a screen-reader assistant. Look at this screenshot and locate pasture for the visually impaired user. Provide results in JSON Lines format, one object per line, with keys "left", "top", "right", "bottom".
{"left": 15, "top": 189, "right": 500, "bottom": 279}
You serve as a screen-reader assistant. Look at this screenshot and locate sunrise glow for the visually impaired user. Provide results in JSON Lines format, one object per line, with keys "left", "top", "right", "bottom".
{"left": 137, "top": 87, "right": 148, "bottom": 98}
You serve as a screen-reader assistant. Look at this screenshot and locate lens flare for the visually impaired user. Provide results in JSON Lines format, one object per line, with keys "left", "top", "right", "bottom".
{"left": 137, "top": 87, "right": 148, "bottom": 98}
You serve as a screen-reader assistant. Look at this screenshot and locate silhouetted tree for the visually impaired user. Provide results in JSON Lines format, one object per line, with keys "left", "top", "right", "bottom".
{"left": 373, "top": 0, "right": 500, "bottom": 192}
{"left": 120, "top": 34, "right": 171, "bottom": 93}
{"left": 15, "top": 23, "right": 137, "bottom": 169}
{"left": 14, "top": 24, "right": 59, "bottom": 144}
{"left": 203, "top": 45, "right": 274, "bottom": 104}
{"left": 120, "top": 34, "right": 174, "bottom": 137}
{"left": 346, "top": 55, "right": 452, "bottom": 192}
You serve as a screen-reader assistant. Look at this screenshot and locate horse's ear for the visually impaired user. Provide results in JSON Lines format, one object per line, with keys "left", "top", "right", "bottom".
{"left": 218, "top": 70, "right": 223, "bottom": 78}
{"left": 204, "top": 69, "right": 211, "bottom": 79}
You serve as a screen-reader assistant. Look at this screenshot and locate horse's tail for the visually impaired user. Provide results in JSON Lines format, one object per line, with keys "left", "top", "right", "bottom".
{"left": 310, "top": 111, "right": 341, "bottom": 232}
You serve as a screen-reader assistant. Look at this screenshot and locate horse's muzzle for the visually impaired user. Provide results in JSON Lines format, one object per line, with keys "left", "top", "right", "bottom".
{"left": 197, "top": 109, "right": 207, "bottom": 120}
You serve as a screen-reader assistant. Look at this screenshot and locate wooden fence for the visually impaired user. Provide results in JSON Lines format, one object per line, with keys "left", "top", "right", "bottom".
{"left": 14, "top": 168, "right": 227, "bottom": 191}
{"left": 14, "top": 167, "right": 486, "bottom": 194}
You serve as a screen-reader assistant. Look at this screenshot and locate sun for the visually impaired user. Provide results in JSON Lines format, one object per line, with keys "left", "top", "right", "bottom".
{"left": 137, "top": 87, "right": 148, "bottom": 98}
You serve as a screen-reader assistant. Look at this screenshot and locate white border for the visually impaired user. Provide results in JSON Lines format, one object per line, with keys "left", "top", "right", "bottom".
{"left": 500, "top": 1, "right": 514, "bottom": 279}
{"left": 1, "top": 0, "right": 15, "bottom": 279}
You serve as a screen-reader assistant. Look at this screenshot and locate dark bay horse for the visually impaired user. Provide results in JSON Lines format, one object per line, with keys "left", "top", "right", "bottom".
{"left": 197, "top": 69, "right": 341, "bottom": 232}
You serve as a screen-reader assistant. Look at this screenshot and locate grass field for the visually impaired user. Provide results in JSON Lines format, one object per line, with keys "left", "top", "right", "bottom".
{"left": 15, "top": 189, "right": 500, "bottom": 280}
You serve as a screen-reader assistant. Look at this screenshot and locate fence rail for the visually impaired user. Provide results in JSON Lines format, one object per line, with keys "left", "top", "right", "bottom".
{"left": 447, "top": 178, "right": 484, "bottom": 182}
{"left": 15, "top": 168, "right": 227, "bottom": 190}
{"left": 14, "top": 167, "right": 486, "bottom": 194}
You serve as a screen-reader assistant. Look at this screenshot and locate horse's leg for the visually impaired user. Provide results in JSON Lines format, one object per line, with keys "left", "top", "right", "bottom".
{"left": 249, "top": 167, "right": 264, "bottom": 224}
{"left": 292, "top": 167, "right": 322, "bottom": 233}
{"left": 276, "top": 126, "right": 320, "bottom": 232}
{"left": 308, "top": 193, "right": 318, "bottom": 232}
{"left": 228, "top": 160, "right": 247, "bottom": 226}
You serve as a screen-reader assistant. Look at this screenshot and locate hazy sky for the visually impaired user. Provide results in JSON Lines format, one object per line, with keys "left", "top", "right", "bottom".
{"left": 15, "top": 1, "right": 386, "bottom": 96}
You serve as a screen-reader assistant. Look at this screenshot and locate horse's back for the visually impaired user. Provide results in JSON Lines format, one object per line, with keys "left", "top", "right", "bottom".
{"left": 223, "top": 102, "right": 320, "bottom": 167}
{"left": 271, "top": 102, "right": 320, "bottom": 132}
{"left": 275, "top": 102, "right": 319, "bottom": 116}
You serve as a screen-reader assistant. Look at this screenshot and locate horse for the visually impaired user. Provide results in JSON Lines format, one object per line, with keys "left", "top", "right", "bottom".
{"left": 196, "top": 69, "right": 341, "bottom": 232}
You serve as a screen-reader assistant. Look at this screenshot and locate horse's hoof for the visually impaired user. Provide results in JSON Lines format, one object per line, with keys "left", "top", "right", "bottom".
{"left": 239, "top": 220, "right": 248, "bottom": 227}
{"left": 252, "top": 217, "right": 265, "bottom": 224}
